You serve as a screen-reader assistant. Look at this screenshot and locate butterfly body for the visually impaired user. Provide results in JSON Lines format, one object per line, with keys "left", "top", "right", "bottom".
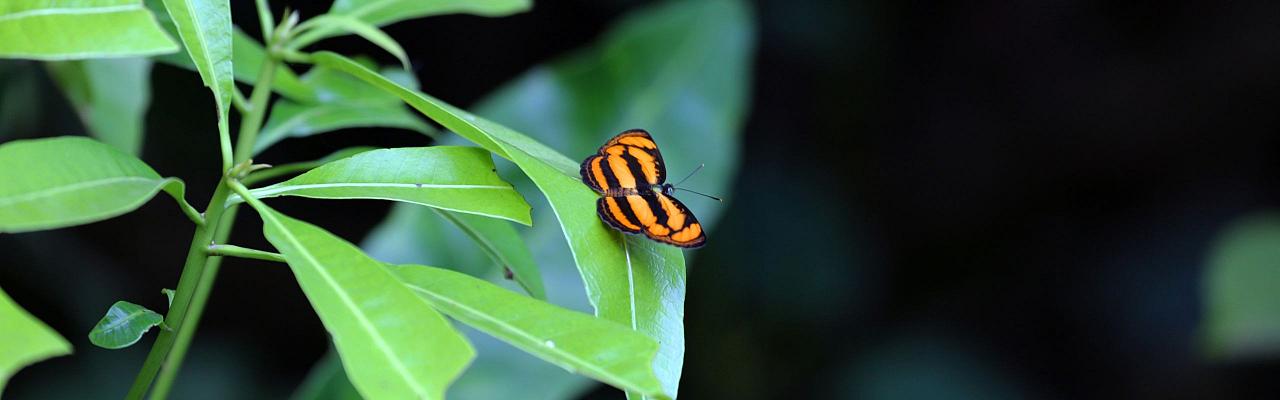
{"left": 580, "top": 129, "right": 706, "bottom": 248}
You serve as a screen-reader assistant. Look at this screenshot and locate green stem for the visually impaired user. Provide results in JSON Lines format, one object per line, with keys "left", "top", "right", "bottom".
{"left": 147, "top": 206, "right": 238, "bottom": 400}
{"left": 206, "top": 243, "right": 285, "bottom": 263}
{"left": 127, "top": 38, "right": 282, "bottom": 400}
{"left": 125, "top": 180, "right": 233, "bottom": 400}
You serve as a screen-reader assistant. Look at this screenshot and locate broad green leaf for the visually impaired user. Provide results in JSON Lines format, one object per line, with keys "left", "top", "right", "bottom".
{"left": 313, "top": 51, "right": 687, "bottom": 397}
{"left": 156, "top": 0, "right": 233, "bottom": 163}
{"left": 471, "top": 2, "right": 755, "bottom": 396}
{"left": 0, "top": 286, "right": 72, "bottom": 393}
{"left": 255, "top": 63, "right": 433, "bottom": 155}
{"left": 1202, "top": 213, "right": 1280, "bottom": 359}
{"left": 46, "top": 58, "right": 153, "bottom": 155}
{"left": 0, "top": 0, "right": 178, "bottom": 60}
{"left": 233, "top": 147, "right": 531, "bottom": 225}
{"left": 0, "top": 137, "right": 200, "bottom": 233}
{"left": 389, "top": 264, "right": 666, "bottom": 397}
{"left": 87, "top": 301, "right": 163, "bottom": 349}
{"left": 432, "top": 210, "right": 544, "bottom": 299}
{"left": 247, "top": 200, "right": 474, "bottom": 400}
{"left": 291, "top": 15, "right": 410, "bottom": 69}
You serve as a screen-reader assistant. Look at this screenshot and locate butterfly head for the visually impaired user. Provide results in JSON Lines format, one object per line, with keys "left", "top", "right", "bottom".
{"left": 659, "top": 183, "right": 677, "bottom": 196}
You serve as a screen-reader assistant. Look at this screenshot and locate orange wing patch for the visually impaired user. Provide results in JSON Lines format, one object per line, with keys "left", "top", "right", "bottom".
{"left": 582, "top": 129, "right": 706, "bottom": 248}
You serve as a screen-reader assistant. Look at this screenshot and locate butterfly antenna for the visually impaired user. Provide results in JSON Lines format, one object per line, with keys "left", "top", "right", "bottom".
{"left": 676, "top": 187, "right": 723, "bottom": 202}
{"left": 673, "top": 163, "right": 705, "bottom": 187}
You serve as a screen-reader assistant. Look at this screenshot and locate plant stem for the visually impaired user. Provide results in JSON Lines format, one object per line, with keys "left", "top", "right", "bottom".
{"left": 147, "top": 206, "right": 238, "bottom": 400}
{"left": 125, "top": 179, "right": 233, "bottom": 400}
{"left": 207, "top": 243, "right": 285, "bottom": 263}
{"left": 127, "top": 38, "right": 281, "bottom": 400}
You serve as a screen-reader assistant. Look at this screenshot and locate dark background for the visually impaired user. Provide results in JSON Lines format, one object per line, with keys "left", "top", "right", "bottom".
{"left": 4, "top": 0, "right": 1280, "bottom": 399}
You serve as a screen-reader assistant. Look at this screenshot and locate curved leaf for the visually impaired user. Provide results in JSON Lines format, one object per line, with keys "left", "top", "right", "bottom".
{"left": 46, "top": 58, "right": 153, "bottom": 155}
{"left": 155, "top": 0, "right": 233, "bottom": 163}
{"left": 0, "top": 137, "right": 200, "bottom": 233}
{"left": 87, "top": 301, "right": 163, "bottom": 349}
{"left": 152, "top": 25, "right": 314, "bottom": 102}
{"left": 328, "top": 0, "right": 530, "bottom": 31}
{"left": 313, "top": 51, "right": 686, "bottom": 397}
{"left": 390, "top": 264, "right": 665, "bottom": 397}
{"left": 1202, "top": 212, "right": 1280, "bottom": 359}
{"left": 254, "top": 63, "right": 433, "bottom": 155}
{"left": 432, "top": 210, "right": 544, "bottom": 299}
{"left": 233, "top": 147, "right": 531, "bottom": 225}
{"left": 291, "top": 15, "right": 410, "bottom": 69}
{"left": 0, "top": 0, "right": 178, "bottom": 60}
{"left": 0, "top": 286, "right": 72, "bottom": 393}
{"left": 246, "top": 199, "right": 474, "bottom": 400}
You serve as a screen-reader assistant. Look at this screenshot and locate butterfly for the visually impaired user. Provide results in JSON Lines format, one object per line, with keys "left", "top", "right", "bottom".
{"left": 580, "top": 129, "right": 711, "bottom": 248}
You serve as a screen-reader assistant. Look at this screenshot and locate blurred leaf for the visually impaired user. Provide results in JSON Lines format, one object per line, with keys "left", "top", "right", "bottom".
{"left": 0, "top": 286, "right": 72, "bottom": 393}
{"left": 1202, "top": 213, "right": 1280, "bottom": 359}
{"left": 232, "top": 147, "right": 531, "bottom": 225}
{"left": 155, "top": 0, "right": 233, "bottom": 161}
{"left": 477, "top": 0, "right": 754, "bottom": 229}
{"left": 246, "top": 200, "right": 474, "bottom": 400}
{"left": 390, "top": 264, "right": 666, "bottom": 397}
{"left": 255, "top": 63, "right": 433, "bottom": 155}
{"left": 151, "top": 21, "right": 314, "bottom": 102}
{"left": 313, "top": 51, "right": 687, "bottom": 398}
{"left": 0, "top": 61, "right": 43, "bottom": 139}
{"left": 0, "top": 137, "right": 200, "bottom": 233}
{"left": 432, "top": 210, "right": 544, "bottom": 299}
{"left": 291, "top": 15, "right": 410, "bottom": 69}
{"left": 0, "top": 0, "right": 178, "bottom": 60}
{"left": 87, "top": 301, "right": 162, "bottom": 349}
{"left": 46, "top": 58, "right": 153, "bottom": 155}
{"left": 161, "top": 289, "right": 175, "bottom": 308}
{"left": 291, "top": 348, "right": 361, "bottom": 400}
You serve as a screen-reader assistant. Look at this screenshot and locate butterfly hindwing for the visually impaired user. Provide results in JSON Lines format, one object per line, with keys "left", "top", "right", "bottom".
{"left": 597, "top": 196, "right": 644, "bottom": 234}
{"left": 641, "top": 192, "right": 705, "bottom": 248}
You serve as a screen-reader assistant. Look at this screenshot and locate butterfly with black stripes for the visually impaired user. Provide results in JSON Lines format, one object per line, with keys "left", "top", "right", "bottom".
{"left": 580, "top": 129, "right": 718, "bottom": 248}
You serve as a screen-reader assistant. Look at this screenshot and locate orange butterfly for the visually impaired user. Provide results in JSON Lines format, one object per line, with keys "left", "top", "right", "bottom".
{"left": 580, "top": 129, "right": 709, "bottom": 248}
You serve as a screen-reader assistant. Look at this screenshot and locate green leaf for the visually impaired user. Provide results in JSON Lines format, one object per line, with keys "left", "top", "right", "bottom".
{"left": 0, "top": 286, "right": 72, "bottom": 393}
{"left": 432, "top": 210, "right": 544, "bottom": 299}
{"left": 161, "top": 288, "right": 175, "bottom": 308}
{"left": 291, "top": 15, "right": 410, "bottom": 69}
{"left": 0, "top": 0, "right": 178, "bottom": 60}
{"left": 0, "top": 137, "right": 200, "bottom": 233}
{"left": 312, "top": 51, "right": 687, "bottom": 397}
{"left": 389, "top": 264, "right": 666, "bottom": 397}
{"left": 155, "top": 0, "right": 233, "bottom": 164}
{"left": 46, "top": 58, "right": 153, "bottom": 155}
{"left": 246, "top": 199, "right": 474, "bottom": 400}
{"left": 327, "top": 0, "right": 530, "bottom": 33}
{"left": 87, "top": 301, "right": 163, "bottom": 349}
{"left": 234, "top": 147, "right": 532, "bottom": 225}
{"left": 243, "top": 146, "right": 379, "bottom": 186}
{"left": 255, "top": 63, "right": 433, "bottom": 155}
{"left": 1202, "top": 212, "right": 1280, "bottom": 359}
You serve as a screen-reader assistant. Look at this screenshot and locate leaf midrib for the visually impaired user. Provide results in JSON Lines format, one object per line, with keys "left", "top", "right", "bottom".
{"left": 263, "top": 211, "right": 427, "bottom": 396}
{"left": 0, "top": 5, "right": 141, "bottom": 23}
{"left": 251, "top": 182, "right": 513, "bottom": 198}
{"left": 403, "top": 283, "right": 654, "bottom": 394}
{"left": 0, "top": 176, "right": 157, "bottom": 207}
